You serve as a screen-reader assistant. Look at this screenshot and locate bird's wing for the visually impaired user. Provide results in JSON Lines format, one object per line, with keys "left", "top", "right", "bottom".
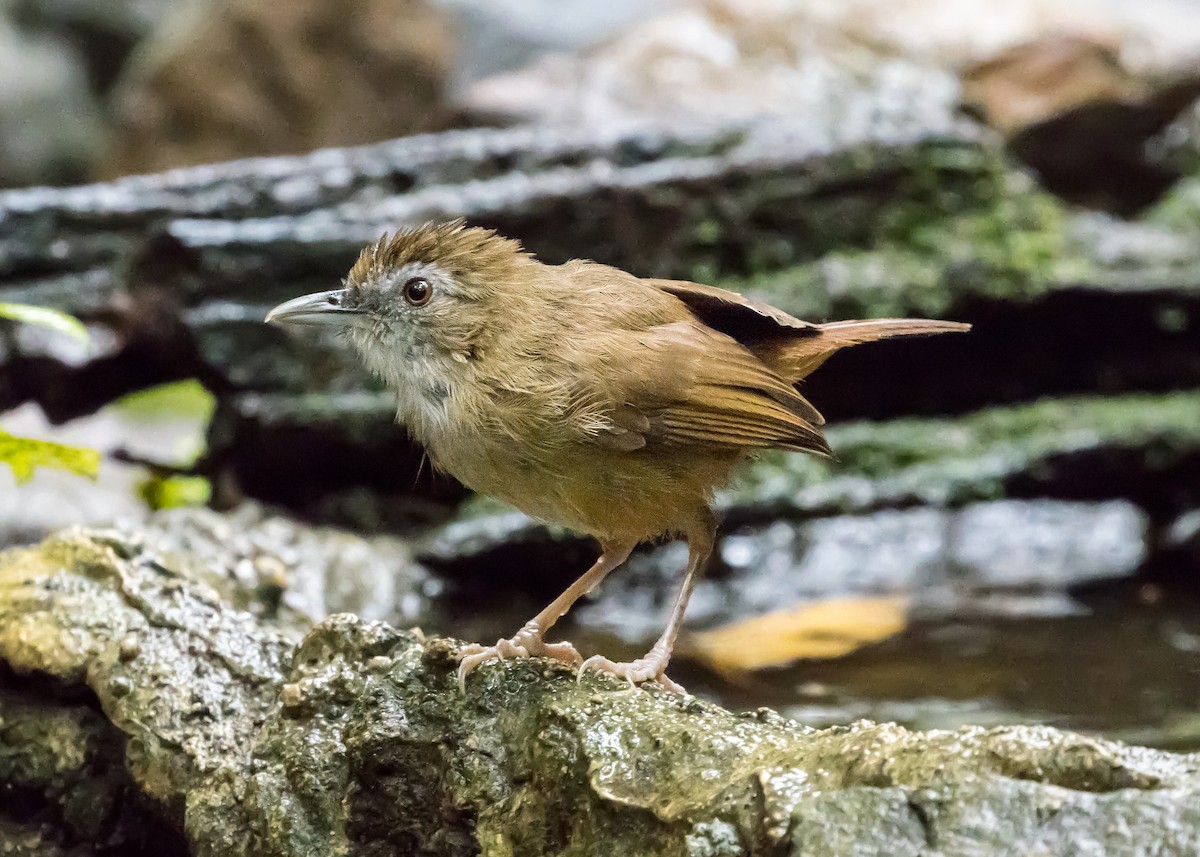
{"left": 650, "top": 277, "right": 971, "bottom": 382}
{"left": 647, "top": 278, "right": 820, "bottom": 341}
{"left": 591, "top": 319, "right": 831, "bottom": 456}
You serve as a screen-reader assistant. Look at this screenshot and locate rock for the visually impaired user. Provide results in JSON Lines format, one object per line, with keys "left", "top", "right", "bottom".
{"left": 0, "top": 0, "right": 105, "bottom": 187}
{"left": 209, "top": 391, "right": 467, "bottom": 531}
{"left": 1152, "top": 508, "right": 1200, "bottom": 589}
{"left": 99, "top": 0, "right": 454, "bottom": 178}
{"left": 0, "top": 528, "right": 289, "bottom": 852}
{"left": 0, "top": 85, "right": 1198, "bottom": 539}
{"left": 960, "top": 35, "right": 1179, "bottom": 138}
{"left": 2, "top": 117, "right": 996, "bottom": 525}
{"left": 456, "top": 0, "right": 1200, "bottom": 213}
{"left": 730, "top": 392, "right": 1200, "bottom": 521}
{"left": 124, "top": 502, "right": 440, "bottom": 632}
{"left": 580, "top": 499, "right": 1146, "bottom": 643}
{"left": 456, "top": 0, "right": 1200, "bottom": 129}
{"left": 0, "top": 696, "right": 183, "bottom": 855}
{"left": 1167, "top": 509, "right": 1200, "bottom": 562}
{"left": 3, "top": 113, "right": 1197, "bottom": 570}
{"left": 434, "top": 0, "right": 667, "bottom": 92}
{"left": 4, "top": 523, "right": 1200, "bottom": 855}
{"left": 455, "top": 0, "right": 961, "bottom": 130}
{"left": 960, "top": 34, "right": 1200, "bottom": 213}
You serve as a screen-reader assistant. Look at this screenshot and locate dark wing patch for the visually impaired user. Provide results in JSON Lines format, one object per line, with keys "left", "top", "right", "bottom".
{"left": 648, "top": 278, "right": 820, "bottom": 343}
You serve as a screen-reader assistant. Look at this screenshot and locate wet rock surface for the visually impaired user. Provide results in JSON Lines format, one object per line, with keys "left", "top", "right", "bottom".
{"left": 5, "top": 3, "right": 1200, "bottom": 848}
{"left": 3, "top": 115, "right": 1199, "bottom": 532}
{"left": 3, "top": 526, "right": 1200, "bottom": 856}
{"left": 122, "top": 502, "right": 441, "bottom": 633}
{"left": 578, "top": 499, "right": 1148, "bottom": 644}
{"left": 4, "top": 115, "right": 991, "bottom": 527}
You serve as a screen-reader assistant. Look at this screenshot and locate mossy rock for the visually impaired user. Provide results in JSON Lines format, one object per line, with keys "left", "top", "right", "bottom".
{"left": 3, "top": 525, "right": 1200, "bottom": 855}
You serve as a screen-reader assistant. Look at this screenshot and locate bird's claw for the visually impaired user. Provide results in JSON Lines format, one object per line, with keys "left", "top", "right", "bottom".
{"left": 577, "top": 653, "right": 687, "bottom": 694}
{"left": 456, "top": 625, "right": 583, "bottom": 690}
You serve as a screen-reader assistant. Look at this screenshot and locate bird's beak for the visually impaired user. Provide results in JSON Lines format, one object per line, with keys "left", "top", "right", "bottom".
{"left": 265, "top": 289, "right": 363, "bottom": 328}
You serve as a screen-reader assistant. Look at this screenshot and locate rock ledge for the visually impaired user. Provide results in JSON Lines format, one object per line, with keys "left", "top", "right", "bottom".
{"left": 2, "top": 526, "right": 1198, "bottom": 856}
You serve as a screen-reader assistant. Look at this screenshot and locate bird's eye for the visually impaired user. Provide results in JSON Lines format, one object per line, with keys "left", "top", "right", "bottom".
{"left": 403, "top": 277, "right": 432, "bottom": 306}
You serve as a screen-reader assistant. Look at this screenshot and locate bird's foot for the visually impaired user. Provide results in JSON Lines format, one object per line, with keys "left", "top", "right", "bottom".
{"left": 457, "top": 623, "right": 583, "bottom": 689}
{"left": 578, "top": 650, "right": 686, "bottom": 694}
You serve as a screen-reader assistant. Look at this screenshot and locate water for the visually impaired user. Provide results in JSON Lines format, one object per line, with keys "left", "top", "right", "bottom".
{"left": 458, "top": 589, "right": 1200, "bottom": 751}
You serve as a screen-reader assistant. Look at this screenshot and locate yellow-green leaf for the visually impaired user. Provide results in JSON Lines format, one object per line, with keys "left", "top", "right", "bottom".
{"left": 0, "top": 302, "right": 90, "bottom": 344}
{"left": 114, "top": 379, "right": 216, "bottom": 421}
{"left": 0, "top": 430, "right": 100, "bottom": 484}
{"left": 137, "top": 474, "right": 212, "bottom": 509}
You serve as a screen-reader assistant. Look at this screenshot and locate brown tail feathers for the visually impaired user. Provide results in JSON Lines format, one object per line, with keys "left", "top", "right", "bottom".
{"left": 767, "top": 319, "right": 971, "bottom": 381}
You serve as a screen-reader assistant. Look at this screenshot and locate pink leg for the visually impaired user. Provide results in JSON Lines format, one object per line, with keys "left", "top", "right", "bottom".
{"left": 579, "top": 511, "right": 717, "bottom": 694}
{"left": 457, "top": 540, "right": 636, "bottom": 688}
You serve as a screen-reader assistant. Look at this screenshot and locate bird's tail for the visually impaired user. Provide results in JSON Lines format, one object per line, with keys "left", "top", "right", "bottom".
{"left": 772, "top": 319, "right": 971, "bottom": 381}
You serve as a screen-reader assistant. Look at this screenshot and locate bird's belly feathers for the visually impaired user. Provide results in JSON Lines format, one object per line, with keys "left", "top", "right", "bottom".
{"left": 430, "top": 431, "right": 740, "bottom": 542}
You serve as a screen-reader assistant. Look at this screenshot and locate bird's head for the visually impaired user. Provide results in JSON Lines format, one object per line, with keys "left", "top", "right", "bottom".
{"left": 266, "top": 220, "right": 534, "bottom": 410}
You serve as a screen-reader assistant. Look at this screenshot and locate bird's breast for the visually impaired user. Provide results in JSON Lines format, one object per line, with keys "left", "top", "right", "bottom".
{"left": 426, "top": 418, "right": 741, "bottom": 542}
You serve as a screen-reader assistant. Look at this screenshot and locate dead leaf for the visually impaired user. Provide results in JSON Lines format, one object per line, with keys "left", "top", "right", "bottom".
{"left": 961, "top": 35, "right": 1141, "bottom": 136}
{"left": 683, "top": 596, "right": 909, "bottom": 675}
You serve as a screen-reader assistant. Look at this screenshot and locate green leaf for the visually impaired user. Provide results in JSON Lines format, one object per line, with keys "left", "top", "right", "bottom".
{"left": 137, "top": 474, "right": 212, "bottom": 510}
{"left": 0, "top": 302, "right": 90, "bottom": 344}
{"left": 114, "top": 379, "right": 216, "bottom": 421}
{"left": 0, "top": 430, "right": 100, "bottom": 484}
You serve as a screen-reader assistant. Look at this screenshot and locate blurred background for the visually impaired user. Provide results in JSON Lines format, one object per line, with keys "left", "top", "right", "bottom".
{"left": 2, "top": 0, "right": 1200, "bottom": 747}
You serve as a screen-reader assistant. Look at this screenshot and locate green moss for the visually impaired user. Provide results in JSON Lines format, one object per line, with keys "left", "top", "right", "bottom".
{"left": 6, "top": 527, "right": 1200, "bottom": 855}
{"left": 838, "top": 392, "right": 1200, "bottom": 473}
{"left": 722, "top": 157, "right": 1093, "bottom": 320}
{"left": 728, "top": 392, "right": 1200, "bottom": 511}
{"left": 1143, "top": 176, "right": 1200, "bottom": 232}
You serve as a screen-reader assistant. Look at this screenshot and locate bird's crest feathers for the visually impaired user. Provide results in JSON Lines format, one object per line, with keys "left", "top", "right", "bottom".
{"left": 347, "top": 219, "right": 530, "bottom": 288}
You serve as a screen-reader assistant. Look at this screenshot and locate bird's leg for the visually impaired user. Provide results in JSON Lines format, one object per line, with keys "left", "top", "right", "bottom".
{"left": 580, "top": 511, "right": 716, "bottom": 694}
{"left": 457, "top": 540, "right": 635, "bottom": 688}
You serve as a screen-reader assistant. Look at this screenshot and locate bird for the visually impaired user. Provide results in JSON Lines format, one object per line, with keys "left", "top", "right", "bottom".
{"left": 266, "top": 220, "right": 969, "bottom": 692}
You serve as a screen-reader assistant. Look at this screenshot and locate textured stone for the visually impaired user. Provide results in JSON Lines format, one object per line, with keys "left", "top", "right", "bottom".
{"left": 99, "top": 0, "right": 454, "bottom": 177}
{"left": 457, "top": 0, "right": 1200, "bottom": 129}
{"left": 3, "top": 524, "right": 1200, "bottom": 856}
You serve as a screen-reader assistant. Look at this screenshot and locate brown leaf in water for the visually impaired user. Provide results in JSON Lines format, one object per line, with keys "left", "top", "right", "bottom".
{"left": 684, "top": 596, "right": 909, "bottom": 675}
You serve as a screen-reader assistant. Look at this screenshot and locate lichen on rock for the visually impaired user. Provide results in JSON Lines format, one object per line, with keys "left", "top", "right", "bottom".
{"left": 3, "top": 525, "right": 1200, "bottom": 855}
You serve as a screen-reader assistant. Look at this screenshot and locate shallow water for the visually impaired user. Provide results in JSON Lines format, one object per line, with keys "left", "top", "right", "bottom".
{"left": 459, "top": 590, "right": 1200, "bottom": 752}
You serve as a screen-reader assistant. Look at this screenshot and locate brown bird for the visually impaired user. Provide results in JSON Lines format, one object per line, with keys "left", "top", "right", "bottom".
{"left": 267, "top": 220, "right": 969, "bottom": 692}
